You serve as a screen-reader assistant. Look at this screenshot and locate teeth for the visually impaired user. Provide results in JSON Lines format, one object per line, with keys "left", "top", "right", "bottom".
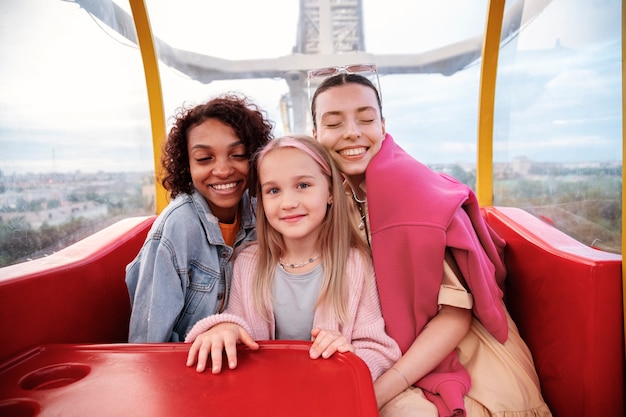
{"left": 212, "top": 182, "right": 237, "bottom": 191}
{"left": 340, "top": 148, "right": 365, "bottom": 156}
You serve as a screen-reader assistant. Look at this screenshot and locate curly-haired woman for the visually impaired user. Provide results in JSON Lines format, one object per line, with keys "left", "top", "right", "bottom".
{"left": 126, "top": 93, "right": 273, "bottom": 342}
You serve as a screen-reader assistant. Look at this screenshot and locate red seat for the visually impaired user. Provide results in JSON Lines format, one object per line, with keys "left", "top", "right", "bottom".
{"left": 0, "top": 216, "right": 155, "bottom": 363}
{"left": 483, "top": 206, "right": 624, "bottom": 417}
{"left": 0, "top": 208, "right": 623, "bottom": 416}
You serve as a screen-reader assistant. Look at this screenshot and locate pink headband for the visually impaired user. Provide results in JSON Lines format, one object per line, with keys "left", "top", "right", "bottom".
{"left": 258, "top": 137, "right": 332, "bottom": 176}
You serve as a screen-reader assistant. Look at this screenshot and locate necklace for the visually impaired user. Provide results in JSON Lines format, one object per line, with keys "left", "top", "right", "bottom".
{"left": 352, "top": 196, "right": 371, "bottom": 247}
{"left": 279, "top": 254, "right": 320, "bottom": 269}
{"left": 351, "top": 188, "right": 366, "bottom": 204}
{"left": 351, "top": 189, "right": 367, "bottom": 230}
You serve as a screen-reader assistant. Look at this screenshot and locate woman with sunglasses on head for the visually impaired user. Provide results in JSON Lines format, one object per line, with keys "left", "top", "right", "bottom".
{"left": 125, "top": 93, "right": 273, "bottom": 343}
{"left": 310, "top": 67, "right": 551, "bottom": 417}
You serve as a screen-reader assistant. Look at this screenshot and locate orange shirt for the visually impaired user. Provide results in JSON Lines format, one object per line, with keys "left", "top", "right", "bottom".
{"left": 218, "top": 211, "right": 240, "bottom": 247}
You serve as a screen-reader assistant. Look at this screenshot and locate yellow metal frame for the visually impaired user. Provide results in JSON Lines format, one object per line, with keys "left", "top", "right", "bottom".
{"left": 131, "top": 0, "right": 505, "bottom": 213}
{"left": 622, "top": 0, "right": 626, "bottom": 357}
{"left": 129, "top": 0, "right": 168, "bottom": 214}
{"left": 476, "top": 0, "right": 505, "bottom": 207}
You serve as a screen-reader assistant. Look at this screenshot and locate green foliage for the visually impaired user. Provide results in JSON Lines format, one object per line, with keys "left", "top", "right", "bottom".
{"left": 0, "top": 217, "right": 88, "bottom": 267}
{"left": 494, "top": 175, "right": 621, "bottom": 253}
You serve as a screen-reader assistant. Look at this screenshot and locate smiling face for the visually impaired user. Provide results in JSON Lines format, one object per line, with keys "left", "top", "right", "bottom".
{"left": 259, "top": 147, "right": 332, "bottom": 248}
{"left": 312, "top": 82, "right": 386, "bottom": 188}
{"left": 187, "top": 118, "right": 249, "bottom": 223}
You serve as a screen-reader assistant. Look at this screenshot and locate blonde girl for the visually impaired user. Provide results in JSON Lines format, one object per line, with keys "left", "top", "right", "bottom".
{"left": 185, "top": 136, "right": 400, "bottom": 380}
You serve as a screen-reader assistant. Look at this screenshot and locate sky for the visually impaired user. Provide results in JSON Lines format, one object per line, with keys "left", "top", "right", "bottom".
{"left": 0, "top": 0, "right": 621, "bottom": 175}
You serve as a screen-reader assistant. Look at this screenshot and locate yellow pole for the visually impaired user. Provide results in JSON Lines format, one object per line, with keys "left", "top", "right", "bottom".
{"left": 621, "top": 0, "right": 626, "bottom": 358}
{"left": 476, "top": 0, "right": 505, "bottom": 207}
{"left": 129, "top": 0, "right": 168, "bottom": 214}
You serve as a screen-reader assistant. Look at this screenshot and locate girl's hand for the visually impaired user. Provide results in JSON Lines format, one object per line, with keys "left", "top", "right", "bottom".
{"left": 309, "top": 327, "right": 355, "bottom": 359}
{"left": 186, "top": 322, "right": 258, "bottom": 373}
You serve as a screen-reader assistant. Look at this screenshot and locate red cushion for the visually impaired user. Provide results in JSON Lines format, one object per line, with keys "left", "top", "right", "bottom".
{"left": 483, "top": 206, "right": 623, "bottom": 417}
{"left": 0, "top": 216, "right": 155, "bottom": 362}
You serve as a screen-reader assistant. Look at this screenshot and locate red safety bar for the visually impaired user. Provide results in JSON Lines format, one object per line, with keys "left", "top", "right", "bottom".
{"left": 0, "top": 341, "right": 378, "bottom": 417}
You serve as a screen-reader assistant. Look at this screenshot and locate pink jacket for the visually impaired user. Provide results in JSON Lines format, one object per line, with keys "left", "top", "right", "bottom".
{"left": 366, "top": 134, "right": 508, "bottom": 416}
{"left": 186, "top": 244, "right": 401, "bottom": 380}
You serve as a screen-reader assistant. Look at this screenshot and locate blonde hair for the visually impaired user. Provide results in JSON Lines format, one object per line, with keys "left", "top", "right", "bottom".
{"left": 252, "top": 135, "right": 371, "bottom": 324}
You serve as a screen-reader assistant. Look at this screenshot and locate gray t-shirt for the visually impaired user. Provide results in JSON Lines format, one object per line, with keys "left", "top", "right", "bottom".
{"left": 272, "top": 264, "right": 323, "bottom": 340}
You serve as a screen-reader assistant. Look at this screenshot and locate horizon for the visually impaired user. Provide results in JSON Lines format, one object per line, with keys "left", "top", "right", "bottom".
{"left": 0, "top": 154, "right": 621, "bottom": 178}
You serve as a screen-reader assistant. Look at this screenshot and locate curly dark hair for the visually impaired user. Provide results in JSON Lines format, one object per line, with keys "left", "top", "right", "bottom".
{"left": 161, "top": 93, "right": 274, "bottom": 199}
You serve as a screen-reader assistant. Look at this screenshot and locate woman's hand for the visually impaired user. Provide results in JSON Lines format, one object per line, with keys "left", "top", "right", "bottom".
{"left": 374, "top": 305, "right": 471, "bottom": 409}
{"left": 186, "top": 322, "right": 259, "bottom": 373}
{"left": 309, "top": 327, "right": 355, "bottom": 359}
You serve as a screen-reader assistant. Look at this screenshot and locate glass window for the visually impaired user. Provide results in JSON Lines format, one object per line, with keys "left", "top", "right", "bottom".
{"left": 143, "top": 0, "right": 489, "bottom": 183}
{"left": 4, "top": 0, "right": 617, "bottom": 267}
{"left": 493, "top": 0, "right": 622, "bottom": 254}
{"left": 0, "top": 0, "right": 154, "bottom": 267}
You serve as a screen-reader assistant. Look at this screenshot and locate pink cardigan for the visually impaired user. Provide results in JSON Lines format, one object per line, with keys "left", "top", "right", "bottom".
{"left": 366, "top": 134, "right": 508, "bottom": 416}
{"left": 186, "top": 245, "right": 401, "bottom": 380}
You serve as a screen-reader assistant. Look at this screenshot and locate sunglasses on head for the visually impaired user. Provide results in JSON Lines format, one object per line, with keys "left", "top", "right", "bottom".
{"left": 306, "top": 63, "right": 382, "bottom": 104}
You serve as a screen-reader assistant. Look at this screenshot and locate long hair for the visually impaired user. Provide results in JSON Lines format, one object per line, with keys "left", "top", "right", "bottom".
{"left": 160, "top": 93, "right": 274, "bottom": 199}
{"left": 251, "top": 135, "right": 371, "bottom": 324}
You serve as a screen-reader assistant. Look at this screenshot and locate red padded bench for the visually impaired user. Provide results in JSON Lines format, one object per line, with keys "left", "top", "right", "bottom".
{"left": 483, "top": 206, "right": 624, "bottom": 417}
{"left": 0, "top": 216, "right": 155, "bottom": 363}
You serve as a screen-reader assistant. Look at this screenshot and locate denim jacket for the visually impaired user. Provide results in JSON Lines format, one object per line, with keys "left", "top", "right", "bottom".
{"left": 125, "top": 189, "right": 256, "bottom": 342}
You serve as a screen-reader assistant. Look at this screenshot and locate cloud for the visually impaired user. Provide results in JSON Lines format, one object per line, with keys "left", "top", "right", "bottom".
{"left": 0, "top": 0, "right": 621, "bottom": 174}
